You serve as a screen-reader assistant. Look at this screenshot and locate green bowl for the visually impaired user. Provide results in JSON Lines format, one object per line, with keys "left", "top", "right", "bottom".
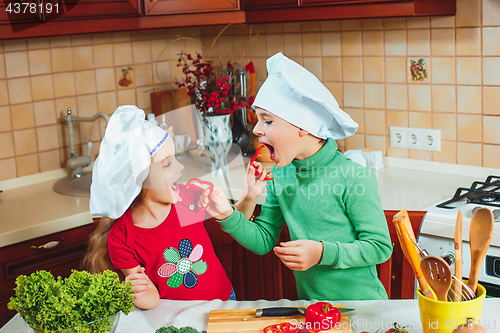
{"left": 22, "top": 312, "right": 120, "bottom": 333}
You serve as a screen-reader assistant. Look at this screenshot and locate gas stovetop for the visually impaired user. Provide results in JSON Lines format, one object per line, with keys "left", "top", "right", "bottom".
{"left": 437, "top": 175, "right": 500, "bottom": 210}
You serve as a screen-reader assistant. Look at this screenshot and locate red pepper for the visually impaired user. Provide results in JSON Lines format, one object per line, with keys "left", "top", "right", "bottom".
{"left": 186, "top": 178, "right": 214, "bottom": 195}
{"left": 250, "top": 145, "right": 274, "bottom": 180}
{"left": 304, "top": 302, "right": 341, "bottom": 331}
{"left": 263, "top": 322, "right": 298, "bottom": 333}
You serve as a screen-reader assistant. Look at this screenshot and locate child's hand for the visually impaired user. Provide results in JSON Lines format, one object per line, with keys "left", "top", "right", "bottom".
{"left": 124, "top": 267, "right": 150, "bottom": 299}
{"left": 198, "top": 185, "right": 234, "bottom": 220}
{"left": 245, "top": 161, "right": 270, "bottom": 198}
{"left": 273, "top": 240, "right": 324, "bottom": 271}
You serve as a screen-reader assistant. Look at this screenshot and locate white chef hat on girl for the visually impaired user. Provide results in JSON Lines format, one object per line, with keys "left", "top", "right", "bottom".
{"left": 90, "top": 105, "right": 169, "bottom": 219}
{"left": 253, "top": 52, "right": 358, "bottom": 140}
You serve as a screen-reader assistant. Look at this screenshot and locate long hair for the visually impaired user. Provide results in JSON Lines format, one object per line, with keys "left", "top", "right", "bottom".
{"left": 83, "top": 193, "right": 143, "bottom": 276}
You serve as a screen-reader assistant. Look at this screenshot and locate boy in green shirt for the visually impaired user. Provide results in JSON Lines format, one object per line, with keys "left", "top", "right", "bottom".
{"left": 201, "top": 53, "right": 393, "bottom": 300}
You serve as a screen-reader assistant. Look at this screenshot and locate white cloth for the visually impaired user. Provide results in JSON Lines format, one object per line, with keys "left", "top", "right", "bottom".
{"left": 90, "top": 105, "right": 169, "bottom": 219}
{"left": 253, "top": 52, "right": 358, "bottom": 140}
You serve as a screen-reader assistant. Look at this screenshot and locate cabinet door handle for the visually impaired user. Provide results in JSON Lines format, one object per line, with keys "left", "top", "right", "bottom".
{"left": 30, "top": 238, "right": 64, "bottom": 250}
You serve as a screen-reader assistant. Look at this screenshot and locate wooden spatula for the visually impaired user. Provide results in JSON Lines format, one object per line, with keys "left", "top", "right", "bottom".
{"left": 468, "top": 208, "right": 494, "bottom": 294}
{"left": 421, "top": 255, "right": 453, "bottom": 301}
{"left": 453, "top": 210, "right": 463, "bottom": 301}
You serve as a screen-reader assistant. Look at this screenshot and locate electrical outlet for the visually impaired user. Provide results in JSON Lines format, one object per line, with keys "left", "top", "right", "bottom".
{"left": 389, "top": 127, "right": 441, "bottom": 151}
{"left": 422, "top": 129, "right": 441, "bottom": 152}
{"left": 407, "top": 129, "right": 422, "bottom": 149}
{"left": 389, "top": 127, "right": 407, "bottom": 148}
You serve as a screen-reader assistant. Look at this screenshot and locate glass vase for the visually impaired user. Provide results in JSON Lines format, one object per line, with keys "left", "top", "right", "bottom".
{"left": 201, "top": 114, "right": 232, "bottom": 175}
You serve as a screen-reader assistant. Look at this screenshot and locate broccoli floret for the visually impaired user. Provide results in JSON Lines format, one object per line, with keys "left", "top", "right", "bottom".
{"left": 156, "top": 326, "right": 179, "bottom": 333}
{"left": 178, "top": 327, "right": 199, "bottom": 333}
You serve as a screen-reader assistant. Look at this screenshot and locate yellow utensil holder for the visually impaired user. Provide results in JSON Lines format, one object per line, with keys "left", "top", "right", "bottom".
{"left": 417, "top": 282, "right": 486, "bottom": 333}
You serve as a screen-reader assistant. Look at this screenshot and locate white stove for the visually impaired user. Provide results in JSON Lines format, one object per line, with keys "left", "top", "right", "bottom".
{"left": 418, "top": 175, "right": 500, "bottom": 292}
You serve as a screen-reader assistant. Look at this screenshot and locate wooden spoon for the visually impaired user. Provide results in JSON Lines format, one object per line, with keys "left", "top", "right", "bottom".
{"left": 421, "top": 256, "right": 453, "bottom": 301}
{"left": 454, "top": 210, "right": 463, "bottom": 301}
{"left": 468, "top": 208, "right": 495, "bottom": 294}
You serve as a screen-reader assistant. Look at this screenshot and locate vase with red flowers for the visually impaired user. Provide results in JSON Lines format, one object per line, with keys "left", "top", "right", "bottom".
{"left": 175, "top": 52, "right": 243, "bottom": 174}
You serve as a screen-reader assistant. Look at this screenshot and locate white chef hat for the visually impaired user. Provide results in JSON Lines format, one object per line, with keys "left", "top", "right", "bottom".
{"left": 90, "top": 105, "right": 169, "bottom": 219}
{"left": 253, "top": 52, "right": 358, "bottom": 140}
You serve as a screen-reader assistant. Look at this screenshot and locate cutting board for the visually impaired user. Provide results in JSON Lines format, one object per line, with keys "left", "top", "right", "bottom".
{"left": 206, "top": 305, "right": 353, "bottom": 333}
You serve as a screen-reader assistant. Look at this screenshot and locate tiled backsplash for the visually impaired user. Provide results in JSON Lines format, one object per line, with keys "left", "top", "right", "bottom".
{"left": 1, "top": 0, "right": 499, "bottom": 180}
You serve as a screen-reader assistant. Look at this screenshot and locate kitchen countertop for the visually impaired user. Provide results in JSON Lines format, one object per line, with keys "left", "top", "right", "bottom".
{"left": 0, "top": 153, "right": 497, "bottom": 248}
{"left": 2, "top": 298, "right": 500, "bottom": 333}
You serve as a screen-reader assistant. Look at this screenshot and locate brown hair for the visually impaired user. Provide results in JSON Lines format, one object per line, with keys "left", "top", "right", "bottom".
{"left": 83, "top": 193, "right": 143, "bottom": 276}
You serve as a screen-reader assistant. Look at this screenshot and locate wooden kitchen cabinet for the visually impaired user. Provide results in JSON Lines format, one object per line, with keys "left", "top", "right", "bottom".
{"left": 0, "top": 223, "right": 96, "bottom": 327}
{"left": 146, "top": 0, "right": 239, "bottom": 15}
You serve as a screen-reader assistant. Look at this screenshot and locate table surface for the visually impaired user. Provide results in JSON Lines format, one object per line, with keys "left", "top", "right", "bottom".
{"left": 2, "top": 298, "right": 500, "bottom": 333}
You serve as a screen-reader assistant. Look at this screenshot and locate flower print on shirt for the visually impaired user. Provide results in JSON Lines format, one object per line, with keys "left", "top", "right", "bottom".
{"left": 158, "top": 238, "right": 208, "bottom": 289}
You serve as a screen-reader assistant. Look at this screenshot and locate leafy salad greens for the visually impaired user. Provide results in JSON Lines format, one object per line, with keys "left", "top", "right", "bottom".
{"left": 8, "top": 270, "right": 134, "bottom": 332}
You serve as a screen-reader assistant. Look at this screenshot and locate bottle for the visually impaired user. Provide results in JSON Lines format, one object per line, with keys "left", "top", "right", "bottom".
{"left": 147, "top": 113, "right": 158, "bottom": 126}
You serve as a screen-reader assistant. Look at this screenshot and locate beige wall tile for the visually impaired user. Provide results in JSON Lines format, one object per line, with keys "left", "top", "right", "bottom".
{"left": 430, "top": 29, "right": 455, "bottom": 56}
{"left": 483, "top": 28, "right": 500, "bottom": 56}
{"left": 483, "top": 87, "right": 500, "bottom": 115}
{"left": 387, "top": 110, "right": 408, "bottom": 127}
{"left": 457, "top": 142, "right": 481, "bottom": 166}
{"left": 431, "top": 16, "right": 455, "bottom": 28}
{"left": 432, "top": 57, "right": 455, "bottom": 84}
{"left": 483, "top": 0, "right": 500, "bottom": 26}
{"left": 456, "top": 0, "right": 481, "bottom": 27}
{"left": 232, "top": 35, "right": 249, "bottom": 58}
{"left": 33, "top": 100, "right": 56, "bottom": 126}
{"left": 133, "top": 64, "right": 153, "bottom": 87}
{"left": 483, "top": 144, "right": 500, "bottom": 168}
{"left": 56, "top": 97, "right": 78, "bottom": 119}
{"left": 11, "top": 103, "right": 34, "bottom": 130}
{"left": 200, "top": 36, "right": 217, "bottom": 58}
{"left": 216, "top": 35, "right": 233, "bottom": 58}
{"left": 321, "top": 32, "right": 340, "bottom": 56}
{"left": 113, "top": 32, "right": 131, "bottom": 42}
{"left": 364, "top": 109, "right": 385, "bottom": 135}
{"left": 93, "top": 44, "right": 114, "bottom": 68}
{"left": 97, "top": 92, "right": 118, "bottom": 115}
{"left": 29, "top": 50, "right": 52, "bottom": 75}
{"left": 71, "top": 35, "right": 91, "bottom": 46}
{"left": 0, "top": 81, "right": 8, "bottom": 106}
{"left": 483, "top": 116, "right": 500, "bottom": 144}
{"left": 53, "top": 73, "right": 75, "bottom": 98}
{"left": 0, "top": 55, "right": 5, "bottom": 79}
{"left": 75, "top": 70, "right": 96, "bottom": 95}
{"left": 407, "top": 18, "right": 429, "bottom": 29}
{"left": 384, "top": 30, "right": 406, "bottom": 56}
{"left": 341, "top": 20, "right": 361, "bottom": 31}
{"left": 341, "top": 31, "right": 362, "bottom": 56}
{"left": 117, "top": 89, "right": 137, "bottom": 106}
{"left": 136, "top": 87, "right": 153, "bottom": 110}
{"left": 342, "top": 57, "right": 362, "bottom": 82}
{"left": 386, "top": 84, "right": 407, "bottom": 110}
{"left": 8, "top": 78, "right": 32, "bottom": 104}
{"left": 363, "top": 57, "right": 384, "bottom": 82}
{"left": 362, "top": 20, "right": 383, "bottom": 30}
{"left": 432, "top": 113, "right": 456, "bottom": 140}
{"left": 344, "top": 133, "right": 365, "bottom": 150}
{"left": 303, "top": 57, "right": 322, "bottom": 81}
{"left": 16, "top": 154, "right": 39, "bottom": 176}
{"left": 364, "top": 83, "right": 385, "bottom": 109}
{"left": 302, "top": 33, "right": 321, "bottom": 57}
{"left": 0, "top": 106, "right": 11, "bottom": 132}
{"left": 28, "top": 38, "right": 49, "bottom": 49}
{"left": 456, "top": 28, "right": 481, "bottom": 56}
{"left": 31, "top": 75, "right": 54, "bottom": 101}
{"left": 131, "top": 41, "right": 152, "bottom": 64}
{"left": 301, "top": 22, "right": 321, "bottom": 32}
{"left": 433, "top": 141, "right": 456, "bottom": 163}
{"left": 343, "top": 83, "right": 363, "bottom": 108}
{"left": 322, "top": 57, "right": 342, "bottom": 82}
{"left": 483, "top": 57, "right": 500, "bottom": 86}
{"left": 457, "top": 114, "right": 481, "bottom": 142}
{"left": 39, "top": 150, "right": 61, "bottom": 172}
{"left": 409, "top": 150, "right": 432, "bottom": 161}
{"left": 344, "top": 108, "right": 363, "bottom": 133}
{"left": 266, "top": 34, "right": 284, "bottom": 57}
{"left": 50, "top": 37, "right": 71, "bottom": 48}
{"left": 387, "top": 146, "right": 409, "bottom": 158}
{"left": 409, "top": 85, "right": 431, "bottom": 111}
{"left": 132, "top": 31, "right": 150, "bottom": 40}
{"left": 320, "top": 21, "right": 340, "bottom": 31}
{"left": 324, "top": 82, "right": 343, "bottom": 107}
{"left": 151, "top": 39, "right": 169, "bottom": 62}
{"left": 95, "top": 68, "right": 116, "bottom": 92}
{"left": 5, "top": 52, "right": 29, "bottom": 78}
{"left": 384, "top": 19, "right": 406, "bottom": 30}
{"left": 409, "top": 111, "right": 432, "bottom": 133}
{"left": 92, "top": 34, "right": 113, "bottom": 44}
{"left": 51, "top": 48, "right": 73, "bottom": 72}
{"left": 153, "top": 61, "right": 170, "bottom": 85}
{"left": 458, "top": 86, "right": 481, "bottom": 114}
{"left": 284, "top": 34, "right": 302, "bottom": 57}
{"left": 77, "top": 95, "right": 100, "bottom": 142}
{"left": 0, "top": 158, "right": 16, "bottom": 180}
{"left": 365, "top": 135, "right": 386, "bottom": 154}
{"left": 408, "top": 57, "right": 430, "bottom": 83}
{"left": 385, "top": 57, "right": 407, "bottom": 83}
{"left": 37, "top": 125, "right": 59, "bottom": 151}
{"left": 266, "top": 23, "right": 284, "bottom": 33}
{"left": 0, "top": 133, "right": 14, "bottom": 158}
{"left": 114, "top": 43, "right": 133, "bottom": 66}
{"left": 73, "top": 46, "right": 94, "bottom": 70}
{"left": 14, "top": 128, "right": 37, "bottom": 155}
{"left": 283, "top": 23, "right": 301, "bottom": 33}
{"left": 431, "top": 85, "right": 456, "bottom": 112}
{"left": 3, "top": 40, "right": 27, "bottom": 52}
{"left": 362, "top": 31, "right": 383, "bottom": 56}
{"left": 408, "top": 30, "right": 430, "bottom": 56}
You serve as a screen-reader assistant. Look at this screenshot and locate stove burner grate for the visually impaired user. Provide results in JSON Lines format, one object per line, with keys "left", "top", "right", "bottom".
{"left": 437, "top": 175, "right": 500, "bottom": 209}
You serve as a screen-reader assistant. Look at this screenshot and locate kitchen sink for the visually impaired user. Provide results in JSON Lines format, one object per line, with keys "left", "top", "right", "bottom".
{"left": 53, "top": 172, "right": 92, "bottom": 197}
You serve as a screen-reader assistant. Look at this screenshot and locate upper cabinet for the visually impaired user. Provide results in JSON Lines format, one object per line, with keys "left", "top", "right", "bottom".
{"left": 0, "top": 0, "right": 456, "bottom": 40}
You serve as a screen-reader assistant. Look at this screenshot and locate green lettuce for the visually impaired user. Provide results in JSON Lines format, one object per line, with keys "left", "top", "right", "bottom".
{"left": 8, "top": 270, "right": 134, "bottom": 332}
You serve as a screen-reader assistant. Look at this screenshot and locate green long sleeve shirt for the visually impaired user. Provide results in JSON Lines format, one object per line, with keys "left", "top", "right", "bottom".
{"left": 218, "top": 139, "right": 393, "bottom": 301}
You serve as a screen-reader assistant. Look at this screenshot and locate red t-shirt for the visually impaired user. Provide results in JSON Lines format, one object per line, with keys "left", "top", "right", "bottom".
{"left": 108, "top": 184, "right": 232, "bottom": 301}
